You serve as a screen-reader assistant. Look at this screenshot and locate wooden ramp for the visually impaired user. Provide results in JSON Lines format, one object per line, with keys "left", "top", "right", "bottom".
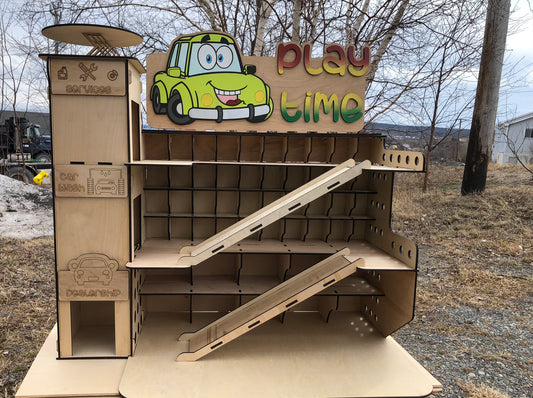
{"left": 176, "top": 249, "right": 364, "bottom": 361}
{"left": 176, "top": 159, "right": 371, "bottom": 267}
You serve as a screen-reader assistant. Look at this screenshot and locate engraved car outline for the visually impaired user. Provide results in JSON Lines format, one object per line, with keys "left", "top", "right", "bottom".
{"left": 68, "top": 254, "right": 119, "bottom": 286}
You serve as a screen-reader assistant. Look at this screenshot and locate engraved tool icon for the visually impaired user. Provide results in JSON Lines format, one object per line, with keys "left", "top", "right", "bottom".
{"left": 107, "top": 69, "right": 118, "bottom": 81}
{"left": 58, "top": 66, "right": 68, "bottom": 80}
{"left": 79, "top": 62, "right": 97, "bottom": 81}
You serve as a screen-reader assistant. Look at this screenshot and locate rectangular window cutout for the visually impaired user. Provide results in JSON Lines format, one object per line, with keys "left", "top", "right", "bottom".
{"left": 250, "top": 224, "right": 263, "bottom": 233}
{"left": 285, "top": 299, "right": 298, "bottom": 308}
{"left": 323, "top": 278, "right": 336, "bottom": 287}
{"left": 248, "top": 320, "right": 261, "bottom": 329}
{"left": 210, "top": 341, "right": 223, "bottom": 350}
{"left": 212, "top": 245, "right": 224, "bottom": 254}
{"left": 327, "top": 181, "right": 340, "bottom": 190}
{"left": 288, "top": 203, "right": 301, "bottom": 211}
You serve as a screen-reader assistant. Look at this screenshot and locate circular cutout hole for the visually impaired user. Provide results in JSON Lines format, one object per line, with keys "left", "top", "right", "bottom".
{"left": 408, "top": 250, "right": 412, "bottom": 259}
{"left": 397, "top": 154, "right": 402, "bottom": 164}
{"left": 399, "top": 245, "right": 403, "bottom": 254}
{"left": 406, "top": 155, "right": 410, "bottom": 164}
{"left": 389, "top": 154, "right": 393, "bottom": 162}
{"left": 392, "top": 241, "right": 396, "bottom": 249}
{"left": 415, "top": 156, "right": 420, "bottom": 166}
{"left": 379, "top": 229, "right": 383, "bottom": 236}
{"left": 382, "top": 203, "right": 386, "bottom": 210}
{"left": 382, "top": 153, "right": 386, "bottom": 161}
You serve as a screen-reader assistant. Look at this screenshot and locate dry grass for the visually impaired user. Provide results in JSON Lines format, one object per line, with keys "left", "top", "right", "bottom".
{"left": 392, "top": 164, "right": 532, "bottom": 313}
{"left": 0, "top": 237, "right": 55, "bottom": 397}
{"left": 458, "top": 381, "right": 511, "bottom": 398}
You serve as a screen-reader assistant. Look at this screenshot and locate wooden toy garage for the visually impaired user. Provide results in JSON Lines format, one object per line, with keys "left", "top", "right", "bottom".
{"left": 17, "top": 25, "right": 442, "bottom": 397}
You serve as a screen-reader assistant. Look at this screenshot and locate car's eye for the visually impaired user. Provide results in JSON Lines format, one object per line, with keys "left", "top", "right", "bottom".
{"left": 198, "top": 44, "right": 216, "bottom": 70}
{"left": 216, "top": 46, "right": 233, "bottom": 69}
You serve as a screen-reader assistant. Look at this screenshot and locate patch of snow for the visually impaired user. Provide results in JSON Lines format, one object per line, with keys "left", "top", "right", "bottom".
{"left": 0, "top": 174, "right": 53, "bottom": 239}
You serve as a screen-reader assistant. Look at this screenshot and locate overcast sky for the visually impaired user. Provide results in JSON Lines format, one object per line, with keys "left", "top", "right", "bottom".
{"left": 499, "top": 0, "right": 533, "bottom": 121}
{"left": 4, "top": 0, "right": 532, "bottom": 126}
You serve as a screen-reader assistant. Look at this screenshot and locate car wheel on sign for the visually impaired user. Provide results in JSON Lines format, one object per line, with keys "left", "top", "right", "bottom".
{"left": 152, "top": 86, "right": 167, "bottom": 114}
{"left": 167, "top": 92, "right": 193, "bottom": 125}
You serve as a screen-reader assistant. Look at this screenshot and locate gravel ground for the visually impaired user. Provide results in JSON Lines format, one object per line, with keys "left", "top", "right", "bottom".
{"left": 394, "top": 247, "right": 533, "bottom": 398}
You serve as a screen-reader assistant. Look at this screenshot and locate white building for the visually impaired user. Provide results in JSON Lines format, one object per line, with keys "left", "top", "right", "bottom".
{"left": 493, "top": 112, "right": 533, "bottom": 164}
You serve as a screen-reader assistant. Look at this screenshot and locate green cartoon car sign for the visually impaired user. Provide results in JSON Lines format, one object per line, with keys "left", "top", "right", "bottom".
{"left": 151, "top": 32, "right": 273, "bottom": 125}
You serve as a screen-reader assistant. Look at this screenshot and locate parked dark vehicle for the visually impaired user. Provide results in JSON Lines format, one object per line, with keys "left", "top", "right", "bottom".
{"left": 0, "top": 117, "right": 52, "bottom": 182}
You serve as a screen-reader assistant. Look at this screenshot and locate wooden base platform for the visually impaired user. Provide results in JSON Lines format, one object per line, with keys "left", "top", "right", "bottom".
{"left": 119, "top": 312, "right": 441, "bottom": 398}
{"left": 15, "top": 326, "right": 126, "bottom": 398}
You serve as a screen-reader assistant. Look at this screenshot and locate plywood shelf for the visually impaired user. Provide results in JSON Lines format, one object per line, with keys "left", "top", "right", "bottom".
{"left": 145, "top": 212, "right": 374, "bottom": 221}
{"left": 143, "top": 186, "right": 377, "bottom": 194}
{"left": 129, "top": 159, "right": 420, "bottom": 172}
{"left": 127, "top": 238, "right": 412, "bottom": 270}
{"left": 138, "top": 131, "right": 425, "bottom": 171}
{"left": 129, "top": 160, "right": 339, "bottom": 167}
{"left": 141, "top": 274, "right": 382, "bottom": 296}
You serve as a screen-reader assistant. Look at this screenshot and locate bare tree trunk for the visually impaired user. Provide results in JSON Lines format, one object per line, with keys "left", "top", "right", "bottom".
{"left": 366, "top": 0, "right": 409, "bottom": 83}
{"left": 461, "top": 0, "right": 511, "bottom": 195}
{"left": 291, "top": 0, "right": 301, "bottom": 42}
{"left": 346, "top": 0, "right": 370, "bottom": 45}
{"left": 253, "top": 0, "right": 275, "bottom": 56}
{"left": 50, "top": 0, "right": 62, "bottom": 54}
{"left": 198, "top": 0, "right": 222, "bottom": 31}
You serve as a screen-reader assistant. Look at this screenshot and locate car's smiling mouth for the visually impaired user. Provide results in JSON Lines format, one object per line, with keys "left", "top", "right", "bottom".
{"left": 208, "top": 82, "right": 246, "bottom": 106}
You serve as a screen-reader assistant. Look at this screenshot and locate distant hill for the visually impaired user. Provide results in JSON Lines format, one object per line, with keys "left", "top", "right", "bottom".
{"left": 363, "top": 122, "right": 470, "bottom": 161}
{"left": 363, "top": 122, "right": 470, "bottom": 140}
